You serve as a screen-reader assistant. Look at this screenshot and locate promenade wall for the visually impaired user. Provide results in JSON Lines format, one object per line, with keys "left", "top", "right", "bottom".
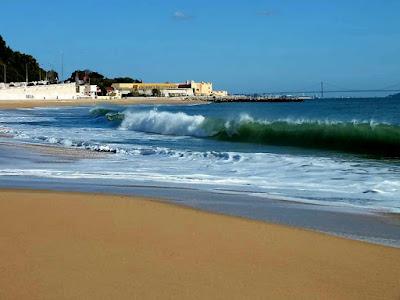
{"left": 0, "top": 83, "right": 78, "bottom": 100}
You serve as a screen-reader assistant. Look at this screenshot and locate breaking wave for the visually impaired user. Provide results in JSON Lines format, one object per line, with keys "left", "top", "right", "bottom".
{"left": 95, "top": 108, "right": 400, "bottom": 157}
{"left": 215, "top": 118, "right": 400, "bottom": 157}
{"left": 120, "top": 110, "right": 209, "bottom": 136}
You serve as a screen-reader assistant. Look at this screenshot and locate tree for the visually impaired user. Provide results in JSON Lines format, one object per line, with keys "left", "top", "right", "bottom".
{"left": 152, "top": 88, "right": 161, "bottom": 97}
{"left": 46, "top": 70, "right": 59, "bottom": 83}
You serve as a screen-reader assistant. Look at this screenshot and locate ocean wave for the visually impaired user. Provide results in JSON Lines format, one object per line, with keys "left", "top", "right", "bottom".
{"left": 94, "top": 108, "right": 400, "bottom": 157}
{"left": 120, "top": 109, "right": 209, "bottom": 136}
{"left": 89, "top": 107, "right": 119, "bottom": 116}
{"left": 214, "top": 117, "right": 400, "bottom": 157}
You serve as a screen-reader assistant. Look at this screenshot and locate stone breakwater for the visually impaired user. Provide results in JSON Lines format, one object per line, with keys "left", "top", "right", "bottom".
{"left": 183, "top": 95, "right": 305, "bottom": 103}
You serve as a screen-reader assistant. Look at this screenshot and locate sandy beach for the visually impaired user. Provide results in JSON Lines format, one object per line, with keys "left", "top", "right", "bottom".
{"left": 0, "top": 189, "right": 399, "bottom": 299}
{"left": 0, "top": 97, "right": 208, "bottom": 109}
{"left": 1, "top": 2, "right": 400, "bottom": 299}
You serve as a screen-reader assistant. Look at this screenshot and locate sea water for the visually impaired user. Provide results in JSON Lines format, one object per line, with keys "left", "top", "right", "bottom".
{"left": 0, "top": 98, "right": 399, "bottom": 213}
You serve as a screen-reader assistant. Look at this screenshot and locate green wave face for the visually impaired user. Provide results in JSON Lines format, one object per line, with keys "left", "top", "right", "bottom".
{"left": 89, "top": 107, "right": 118, "bottom": 117}
{"left": 93, "top": 107, "right": 400, "bottom": 157}
{"left": 90, "top": 108, "right": 125, "bottom": 122}
{"left": 213, "top": 120, "right": 400, "bottom": 157}
{"left": 105, "top": 112, "right": 125, "bottom": 122}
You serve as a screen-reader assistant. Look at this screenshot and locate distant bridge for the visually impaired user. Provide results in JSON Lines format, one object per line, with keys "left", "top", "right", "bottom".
{"left": 261, "top": 82, "right": 400, "bottom": 97}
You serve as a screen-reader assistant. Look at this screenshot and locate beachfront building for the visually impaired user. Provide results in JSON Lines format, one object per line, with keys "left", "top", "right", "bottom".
{"left": 0, "top": 82, "right": 99, "bottom": 100}
{"left": 111, "top": 82, "right": 194, "bottom": 97}
{"left": 189, "top": 81, "right": 213, "bottom": 96}
{"left": 160, "top": 88, "right": 194, "bottom": 97}
{"left": 0, "top": 82, "right": 78, "bottom": 100}
{"left": 77, "top": 84, "right": 99, "bottom": 99}
{"left": 105, "top": 87, "right": 123, "bottom": 99}
{"left": 111, "top": 80, "right": 214, "bottom": 97}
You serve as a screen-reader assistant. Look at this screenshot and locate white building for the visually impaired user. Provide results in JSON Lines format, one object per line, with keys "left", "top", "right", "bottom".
{"left": 78, "top": 84, "right": 99, "bottom": 99}
{"left": 160, "top": 88, "right": 194, "bottom": 97}
{"left": 0, "top": 83, "right": 79, "bottom": 100}
{"left": 0, "top": 82, "right": 99, "bottom": 101}
{"left": 212, "top": 90, "right": 228, "bottom": 97}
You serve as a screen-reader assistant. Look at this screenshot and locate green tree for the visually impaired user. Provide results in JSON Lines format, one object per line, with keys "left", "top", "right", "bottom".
{"left": 152, "top": 88, "right": 162, "bottom": 97}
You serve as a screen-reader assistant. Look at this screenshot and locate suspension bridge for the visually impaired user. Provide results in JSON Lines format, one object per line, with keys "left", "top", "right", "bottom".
{"left": 262, "top": 81, "right": 400, "bottom": 98}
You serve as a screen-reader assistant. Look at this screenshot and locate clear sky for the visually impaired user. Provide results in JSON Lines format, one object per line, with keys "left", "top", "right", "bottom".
{"left": 1, "top": 0, "right": 399, "bottom": 94}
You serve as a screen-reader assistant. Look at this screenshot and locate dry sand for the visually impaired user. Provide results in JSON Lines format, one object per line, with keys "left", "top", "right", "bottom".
{"left": 0, "top": 97, "right": 207, "bottom": 109}
{"left": 0, "top": 189, "right": 399, "bottom": 299}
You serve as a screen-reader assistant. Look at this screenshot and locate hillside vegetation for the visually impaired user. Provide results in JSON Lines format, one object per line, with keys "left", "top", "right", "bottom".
{"left": 0, "top": 35, "right": 57, "bottom": 83}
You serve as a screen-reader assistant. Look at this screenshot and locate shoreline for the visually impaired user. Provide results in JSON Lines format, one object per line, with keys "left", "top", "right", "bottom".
{"left": 0, "top": 97, "right": 209, "bottom": 109}
{"left": 2, "top": 178, "right": 400, "bottom": 247}
{"left": 0, "top": 140, "right": 399, "bottom": 248}
{"left": 1, "top": 102, "right": 400, "bottom": 248}
{"left": 0, "top": 188, "right": 399, "bottom": 299}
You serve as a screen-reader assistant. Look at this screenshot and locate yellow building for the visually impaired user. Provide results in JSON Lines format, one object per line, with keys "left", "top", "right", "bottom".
{"left": 111, "top": 81, "right": 215, "bottom": 97}
{"left": 112, "top": 83, "right": 178, "bottom": 91}
{"left": 190, "top": 81, "right": 213, "bottom": 96}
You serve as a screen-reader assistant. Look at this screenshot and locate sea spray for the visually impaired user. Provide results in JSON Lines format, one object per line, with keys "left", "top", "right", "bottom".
{"left": 119, "top": 109, "right": 210, "bottom": 136}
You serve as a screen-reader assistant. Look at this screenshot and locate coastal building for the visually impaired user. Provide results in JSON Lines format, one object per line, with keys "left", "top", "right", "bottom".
{"left": 111, "top": 82, "right": 187, "bottom": 97}
{"left": 105, "top": 87, "right": 123, "bottom": 99}
{"left": 111, "top": 80, "right": 215, "bottom": 97}
{"left": 0, "top": 82, "right": 98, "bottom": 100}
{"left": 189, "top": 81, "right": 213, "bottom": 96}
{"left": 164, "top": 89, "right": 194, "bottom": 97}
{"left": 77, "top": 84, "right": 99, "bottom": 99}
{"left": 0, "top": 83, "right": 78, "bottom": 100}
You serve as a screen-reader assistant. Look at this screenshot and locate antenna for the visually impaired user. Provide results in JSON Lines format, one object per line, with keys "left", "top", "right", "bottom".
{"left": 61, "top": 52, "right": 64, "bottom": 83}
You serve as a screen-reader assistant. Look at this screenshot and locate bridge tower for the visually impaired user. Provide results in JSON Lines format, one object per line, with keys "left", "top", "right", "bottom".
{"left": 320, "top": 81, "right": 324, "bottom": 98}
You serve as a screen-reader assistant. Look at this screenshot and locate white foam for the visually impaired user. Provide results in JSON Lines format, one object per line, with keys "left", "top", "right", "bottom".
{"left": 120, "top": 109, "right": 208, "bottom": 137}
{"left": 1, "top": 107, "right": 399, "bottom": 214}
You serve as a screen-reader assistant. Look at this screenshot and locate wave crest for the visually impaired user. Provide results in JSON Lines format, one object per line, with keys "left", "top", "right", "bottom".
{"left": 119, "top": 109, "right": 209, "bottom": 136}
{"left": 216, "top": 119, "right": 400, "bottom": 157}
{"left": 94, "top": 108, "right": 400, "bottom": 157}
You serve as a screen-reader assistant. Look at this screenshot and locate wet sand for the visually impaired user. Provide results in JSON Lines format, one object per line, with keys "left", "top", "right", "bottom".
{"left": 0, "top": 189, "right": 399, "bottom": 299}
{"left": 0, "top": 97, "right": 208, "bottom": 109}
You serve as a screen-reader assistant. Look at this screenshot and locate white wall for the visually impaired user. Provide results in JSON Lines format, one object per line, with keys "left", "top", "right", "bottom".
{"left": 0, "top": 83, "right": 79, "bottom": 100}
{"left": 160, "top": 88, "right": 194, "bottom": 97}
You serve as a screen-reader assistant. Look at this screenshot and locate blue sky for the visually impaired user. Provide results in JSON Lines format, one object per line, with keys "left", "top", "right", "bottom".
{"left": 1, "top": 0, "right": 399, "bottom": 94}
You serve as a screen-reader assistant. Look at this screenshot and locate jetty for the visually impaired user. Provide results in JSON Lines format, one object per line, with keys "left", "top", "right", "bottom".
{"left": 207, "top": 95, "right": 306, "bottom": 103}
